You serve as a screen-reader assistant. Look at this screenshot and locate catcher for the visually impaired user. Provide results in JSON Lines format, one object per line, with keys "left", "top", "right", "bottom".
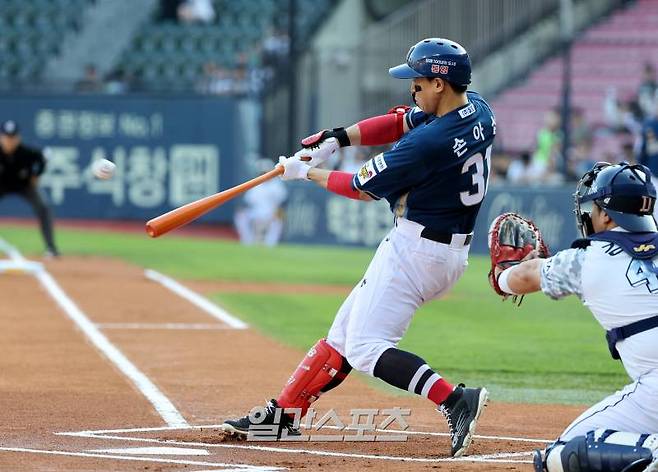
{"left": 489, "top": 162, "right": 658, "bottom": 472}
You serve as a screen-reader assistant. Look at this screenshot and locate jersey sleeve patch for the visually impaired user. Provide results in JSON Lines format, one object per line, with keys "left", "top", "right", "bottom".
{"left": 374, "top": 153, "right": 387, "bottom": 172}
{"left": 458, "top": 102, "right": 476, "bottom": 119}
{"left": 540, "top": 248, "right": 586, "bottom": 300}
{"left": 356, "top": 159, "right": 378, "bottom": 186}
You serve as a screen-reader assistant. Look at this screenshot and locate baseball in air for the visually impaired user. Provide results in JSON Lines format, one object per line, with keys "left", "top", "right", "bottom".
{"left": 92, "top": 158, "right": 116, "bottom": 180}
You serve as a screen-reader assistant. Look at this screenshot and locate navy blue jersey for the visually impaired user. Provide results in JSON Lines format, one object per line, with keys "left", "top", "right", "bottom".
{"left": 352, "top": 91, "right": 496, "bottom": 234}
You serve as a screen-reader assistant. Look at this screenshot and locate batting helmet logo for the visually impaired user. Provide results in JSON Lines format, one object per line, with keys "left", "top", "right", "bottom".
{"left": 430, "top": 64, "right": 449, "bottom": 75}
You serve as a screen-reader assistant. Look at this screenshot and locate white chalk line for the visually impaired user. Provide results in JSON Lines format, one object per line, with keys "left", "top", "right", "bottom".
{"left": 0, "top": 238, "right": 187, "bottom": 428}
{"left": 0, "top": 238, "right": 28, "bottom": 262}
{"left": 0, "top": 239, "right": 42, "bottom": 274}
{"left": 35, "top": 269, "right": 188, "bottom": 427}
{"left": 88, "top": 446, "right": 210, "bottom": 455}
{"left": 58, "top": 432, "right": 534, "bottom": 464}
{"left": 1, "top": 239, "right": 535, "bottom": 467}
{"left": 0, "top": 447, "right": 284, "bottom": 471}
{"left": 0, "top": 259, "right": 44, "bottom": 274}
{"left": 96, "top": 322, "right": 232, "bottom": 330}
{"left": 144, "top": 269, "right": 248, "bottom": 329}
{"left": 0, "top": 242, "right": 274, "bottom": 471}
{"left": 193, "top": 467, "right": 280, "bottom": 472}
{"left": 58, "top": 423, "right": 553, "bottom": 444}
{"left": 58, "top": 424, "right": 204, "bottom": 436}
{"left": 193, "top": 470, "right": 280, "bottom": 472}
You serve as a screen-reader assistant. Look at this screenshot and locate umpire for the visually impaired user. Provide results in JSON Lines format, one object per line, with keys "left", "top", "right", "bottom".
{"left": 0, "top": 120, "right": 59, "bottom": 256}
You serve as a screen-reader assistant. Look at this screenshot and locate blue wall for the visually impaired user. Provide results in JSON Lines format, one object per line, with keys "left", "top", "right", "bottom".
{"left": 0, "top": 94, "right": 244, "bottom": 223}
{"left": 283, "top": 183, "right": 580, "bottom": 254}
{"left": 0, "top": 94, "right": 581, "bottom": 254}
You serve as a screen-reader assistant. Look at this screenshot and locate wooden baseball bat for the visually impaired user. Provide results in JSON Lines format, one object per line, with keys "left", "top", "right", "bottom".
{"left": 146, "top": 165, "right": 284, "bottom": 238}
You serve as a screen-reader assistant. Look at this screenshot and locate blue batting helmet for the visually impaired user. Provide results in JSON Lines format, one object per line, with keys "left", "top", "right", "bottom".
{"left": 389, "top": 38, "right": 471, "bottom": 86}
{"left": 575, "top": 162, "right": 657, "bottom": 236}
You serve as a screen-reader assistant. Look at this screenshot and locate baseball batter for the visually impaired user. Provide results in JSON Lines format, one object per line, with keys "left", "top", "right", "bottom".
{"left": 493, "top": 163, "right": 658, "bottom": 472}
{"left": 223, "top": 38, "right": 495, "bottom": 457}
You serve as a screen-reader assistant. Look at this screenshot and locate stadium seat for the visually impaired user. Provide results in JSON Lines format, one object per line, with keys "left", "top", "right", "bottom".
{"left": 0, "top": 0, "right": 97, "bottom": 83}
{"left": 114, "top": 0, "right": 335, "bottom": 91}
{"left": 491, "top": 0, "right": 658, "bottom": 155}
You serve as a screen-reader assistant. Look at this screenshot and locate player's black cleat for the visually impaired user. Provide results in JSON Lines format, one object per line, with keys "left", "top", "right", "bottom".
{"left": 221, "top": 399, "right": 300, "bottom": 439}
{"left": 438, "top": 384, "right": 489, "bottom": 457}
{"left": 44, "top": 248, "right": 60, "bottom": 259}
{"left": 533, "top": 449, "right": 546, "bottom": 472}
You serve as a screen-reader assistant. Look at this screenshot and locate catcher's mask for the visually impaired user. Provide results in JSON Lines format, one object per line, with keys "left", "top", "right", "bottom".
{"left": 574, "top": 162, "right": 657, "bottom": 237}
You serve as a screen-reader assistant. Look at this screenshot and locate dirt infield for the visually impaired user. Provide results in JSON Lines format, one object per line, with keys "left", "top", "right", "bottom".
{"left": 0, "top": 253, "right": 586, "bottom": 471}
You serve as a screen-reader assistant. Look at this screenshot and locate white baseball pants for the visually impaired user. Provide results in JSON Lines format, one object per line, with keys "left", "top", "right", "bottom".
{"left": 326, "top": 217, "right": 470, "bottom": 375}
{"left": 559, "top": 369, "right": 658, "bottom": 441}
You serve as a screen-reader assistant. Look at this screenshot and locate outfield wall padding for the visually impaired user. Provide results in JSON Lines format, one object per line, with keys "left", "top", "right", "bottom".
{"left": 0, "top": 94, "right": 245, "bottom": 223}
{"left": 282, "top": 183, "right": 580, "bottom": 255}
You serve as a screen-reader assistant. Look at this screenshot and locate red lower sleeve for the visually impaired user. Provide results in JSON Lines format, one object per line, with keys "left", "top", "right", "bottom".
{"left": 327, "top": 171, "right": 361, "bottom": 200}
{"left": 357, "top": 113, "right": 404, "bottom": 145}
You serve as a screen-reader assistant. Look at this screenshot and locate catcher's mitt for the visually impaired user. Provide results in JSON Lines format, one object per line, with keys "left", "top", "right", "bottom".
{"left": 488, "top": 213, "right": 549, "bottom": 303}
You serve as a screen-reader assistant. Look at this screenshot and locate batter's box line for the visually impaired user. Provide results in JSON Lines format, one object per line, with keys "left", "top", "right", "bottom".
{"left": 144, "top": 269, "right": 248, "bottom": 329}
{"left": 58, "top": 431, "right": 535, "bottom": 464}
{"left": 0, "top": 446, "right": 284, "bottom": 471}
{"left": 58, "top": 423, "right": 554, "bottom": 444}
{"left": 95, "top": 322, "right": 234, "bottom": 330}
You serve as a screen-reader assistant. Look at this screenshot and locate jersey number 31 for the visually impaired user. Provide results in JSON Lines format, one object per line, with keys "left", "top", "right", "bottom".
{"left": 460, "top": 144, "right": 493, "bottom": 206}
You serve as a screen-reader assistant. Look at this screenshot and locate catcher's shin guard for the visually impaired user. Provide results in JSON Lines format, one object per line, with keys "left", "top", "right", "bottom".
{"left": 542, "top": 430, "right": 657, "bottom": 472}
{"left": 276, "top": 339, "right": 350, "bottom": 417}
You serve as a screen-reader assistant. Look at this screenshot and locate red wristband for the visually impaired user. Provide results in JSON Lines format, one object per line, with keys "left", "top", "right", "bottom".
{"left": 327, "top": 171, "right": 361, "bottom": 200}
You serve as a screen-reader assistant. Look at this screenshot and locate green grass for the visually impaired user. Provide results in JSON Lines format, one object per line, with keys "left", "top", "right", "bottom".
{"left": 0, "top": 226, "right": 371, "bottom": 284}
{"left": 0, "top": 225, "right": 628, "bottom": 404}
{"left": 216, "top": 285, "right": 627, "bottom": 405}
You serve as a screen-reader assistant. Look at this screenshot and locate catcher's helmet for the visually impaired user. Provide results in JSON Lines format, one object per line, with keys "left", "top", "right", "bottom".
{"left": 574, "top": 162, "right": 657, "bottom": 237}
{"left": 389, "top": 38, "right": 471, "bottom": 86}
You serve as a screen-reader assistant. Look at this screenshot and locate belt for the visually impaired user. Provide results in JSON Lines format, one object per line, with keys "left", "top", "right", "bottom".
{"left": 420, "top": 227, "right": 472, "bottom": 246}
{"left": 394, "top": 217, "right": 472, "bottom": 247}
{"left": 606, "top": 314, "right": 658, "bottom": 360}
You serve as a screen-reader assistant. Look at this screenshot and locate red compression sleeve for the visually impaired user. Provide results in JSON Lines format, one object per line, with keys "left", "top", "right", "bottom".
{"left": 357, "top": 111, "right": 405, "bottom": 145}
{"left": 327, "top": 171, "right": 361, "bottom": 200}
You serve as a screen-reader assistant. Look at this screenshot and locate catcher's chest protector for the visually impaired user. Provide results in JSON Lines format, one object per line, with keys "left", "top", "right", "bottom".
{"left": 568, "top": 238, "right": 658, "bottom": 380}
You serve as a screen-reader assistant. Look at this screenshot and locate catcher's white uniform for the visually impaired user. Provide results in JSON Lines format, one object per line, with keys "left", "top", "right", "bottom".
{"left": 540, "top": 229, "right": 658, "bottom": 440}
